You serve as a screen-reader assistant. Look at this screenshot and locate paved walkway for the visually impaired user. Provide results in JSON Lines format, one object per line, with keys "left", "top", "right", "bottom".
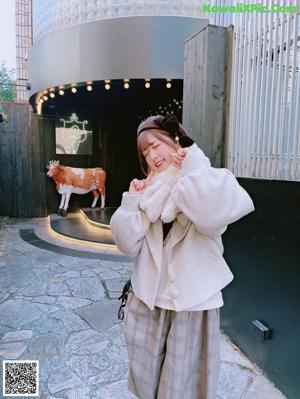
{"left": 0, "top": 217, "right": 287, "bottom": 399}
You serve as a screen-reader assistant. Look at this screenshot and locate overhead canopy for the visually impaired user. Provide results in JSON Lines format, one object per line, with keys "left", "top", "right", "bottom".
{"left": 28, "top": 16, "right": 208, "bottom": 97}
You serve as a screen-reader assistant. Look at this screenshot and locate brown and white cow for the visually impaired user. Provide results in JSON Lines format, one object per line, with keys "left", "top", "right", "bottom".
{"left": 47, "top": 160, "right": 106, "bottom": 216}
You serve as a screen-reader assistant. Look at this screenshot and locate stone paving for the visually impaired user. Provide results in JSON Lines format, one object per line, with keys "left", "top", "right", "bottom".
{"left": 0, "top": 217, "right": 287, "bottom": 399}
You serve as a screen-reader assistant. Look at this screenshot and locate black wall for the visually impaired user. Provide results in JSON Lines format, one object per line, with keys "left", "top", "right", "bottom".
{"left": 41, "top": 79, "right": 184, "bottom": 213}
{"left": 221, "top": 178, "right": 300, "bottom": 399}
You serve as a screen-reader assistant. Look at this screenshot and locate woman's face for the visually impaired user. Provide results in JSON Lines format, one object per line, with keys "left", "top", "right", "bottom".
{"left": 142, "top": 132, "right": 179, "bottom": 173}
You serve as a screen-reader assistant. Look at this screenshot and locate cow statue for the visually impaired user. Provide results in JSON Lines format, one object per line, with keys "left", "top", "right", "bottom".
{"left": 47, "top": 160, "right": 106, "bottom": 217}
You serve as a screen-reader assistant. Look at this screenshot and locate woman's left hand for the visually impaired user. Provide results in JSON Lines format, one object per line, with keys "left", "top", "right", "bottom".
{"left": 172, "top": 148, "right": 188, "bottom": 168}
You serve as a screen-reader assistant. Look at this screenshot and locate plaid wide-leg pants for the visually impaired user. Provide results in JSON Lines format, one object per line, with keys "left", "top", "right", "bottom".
{"left": 123, "top": 292, "right": 220, "bottom": 399}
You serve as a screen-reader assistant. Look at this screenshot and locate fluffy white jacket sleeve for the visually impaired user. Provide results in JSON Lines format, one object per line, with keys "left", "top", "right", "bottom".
{"left": 170, "top": 144, "right": 255, "bottom": 236}
{"left": 110, "top": 192, "right": 150, "bottom": 258}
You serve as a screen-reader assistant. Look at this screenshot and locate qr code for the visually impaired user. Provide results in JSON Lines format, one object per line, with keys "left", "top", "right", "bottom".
{"left": 3, "top": 360, "right": 39, "bottom": 397}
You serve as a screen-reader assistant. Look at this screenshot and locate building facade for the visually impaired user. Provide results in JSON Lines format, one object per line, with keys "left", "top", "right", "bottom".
{"left": 33, "top": 0, "right": 206, "bottom": 43}
{"left": 27, "top": 0, "right": 209, "bottom": 210}
{"left": 29, "top": 1, "right": 209, "bottom": 106}
{"left": 15, "top": 0, "right": 32, "bottom": 103}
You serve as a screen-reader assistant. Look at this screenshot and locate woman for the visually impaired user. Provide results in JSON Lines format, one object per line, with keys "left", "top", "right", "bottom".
{"left": 110, "top": 114, "right": 254, "bottom": 399}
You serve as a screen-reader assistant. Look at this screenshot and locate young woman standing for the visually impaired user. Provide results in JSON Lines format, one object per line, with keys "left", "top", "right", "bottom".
{"left": 110, "top": 114, "right": 255, "bottom": 399}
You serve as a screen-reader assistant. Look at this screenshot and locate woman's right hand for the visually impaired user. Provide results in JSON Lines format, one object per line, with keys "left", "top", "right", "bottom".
{"left": 129, "top": 170, "right": 154, "bottom": 194}
{"left": 172, "top": 148, "right": 188, "bottom": 168}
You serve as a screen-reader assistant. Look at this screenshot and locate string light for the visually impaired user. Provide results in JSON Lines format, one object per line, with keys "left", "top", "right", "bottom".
{"left": 59, "top": 89, "right": 64, "bottom": 95}
{"left": 145, "top": 78, "right": 151, "bottom": 88}
{"left": 104, "top": 80, "right": 111, "bottom": 90}
{"left": 43, "top": 95, "right": 48, "bottom": 101}
{"left": 86, "top": 81, "right": 93, "bottom": 91}
{"left": 123, "top": 79, "right": 130, "bottom": 89}
{"left": 71, "top": 84, "right": 77, "bottom": 94}
{"left": 49, "top": 92, "right": 55, "bottom": 98}
{"left": 138, "top": 95, "right": 182, "bottom": 121}
{"left": 37, "top": 102, "right": 42, "bottom": 115}
{"left": 166, "top": 78, "right": 172, "bottom": 89}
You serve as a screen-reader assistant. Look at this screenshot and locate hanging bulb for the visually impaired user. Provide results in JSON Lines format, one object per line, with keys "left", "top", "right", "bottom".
{"left": 145, "top": 78, "right": 151, "bottom": 88}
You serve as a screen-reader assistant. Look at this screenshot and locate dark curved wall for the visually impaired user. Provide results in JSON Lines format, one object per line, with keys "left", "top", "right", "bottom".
{"left": 42, "top": 79, "right": 183, "bottom": 213}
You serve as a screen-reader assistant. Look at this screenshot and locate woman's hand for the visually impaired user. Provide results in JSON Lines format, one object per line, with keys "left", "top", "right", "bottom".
{"left": 172, "top": 148, "right": 188, "bottom": 168}
{"left": 129, "top": 170, "right": 154, "bottom": 194}
{"left": 129, "top": 178, "right": 147, "bottom": 193}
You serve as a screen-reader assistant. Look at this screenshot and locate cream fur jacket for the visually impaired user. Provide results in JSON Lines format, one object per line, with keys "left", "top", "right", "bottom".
{"left": 110, "top": 144, "right": 255, "bottom": 311}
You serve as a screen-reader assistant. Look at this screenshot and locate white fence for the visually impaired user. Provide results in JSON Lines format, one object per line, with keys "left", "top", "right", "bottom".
{"left": 211, "top": 0, "right": 300, "bottom": 181}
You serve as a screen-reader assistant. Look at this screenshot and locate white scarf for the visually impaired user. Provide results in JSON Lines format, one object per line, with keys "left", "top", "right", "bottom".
{"left": 139, "top": 144, "right": 211, "bottom": 223}
{"left": 140, "top": 164, "right": 181, "bottom": 223}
